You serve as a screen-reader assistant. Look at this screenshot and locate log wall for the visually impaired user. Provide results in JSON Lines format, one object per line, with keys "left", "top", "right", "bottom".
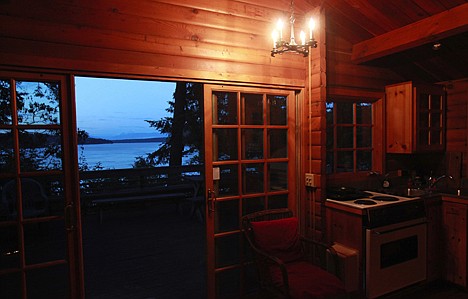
{"left": 446, "top": 79, "right": 468, "bottom": 177}
{"left": 0, "top": 0, "right": 309, "bottom": 87}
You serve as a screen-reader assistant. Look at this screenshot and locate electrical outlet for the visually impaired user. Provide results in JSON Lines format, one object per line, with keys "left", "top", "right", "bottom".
{"left": 305, "top": 173, "right": 316, "bottom": 187}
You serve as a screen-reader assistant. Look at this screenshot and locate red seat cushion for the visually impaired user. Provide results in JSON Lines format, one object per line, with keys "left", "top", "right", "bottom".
{"left": 251, "top": 217, "right": 302, "bottom": 262}
{"left": 271, "top": 261, "right": 346, "bottom": 299}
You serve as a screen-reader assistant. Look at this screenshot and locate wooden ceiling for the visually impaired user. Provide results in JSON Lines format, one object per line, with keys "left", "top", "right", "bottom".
{"left": 309, "top": 0, "right": 468, "bottom": 83}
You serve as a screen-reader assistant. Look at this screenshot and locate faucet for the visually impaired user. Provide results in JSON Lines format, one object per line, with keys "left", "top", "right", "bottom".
{"left": 429, "top": 174, "right": 455, "bottom": 189}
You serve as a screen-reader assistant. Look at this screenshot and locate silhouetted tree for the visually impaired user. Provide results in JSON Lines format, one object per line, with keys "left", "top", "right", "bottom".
{"left": 0, "top": 80, "right": 63, "bottom": 172}
{"left": 133, "top": 82, "right": 203, "bottom": 167}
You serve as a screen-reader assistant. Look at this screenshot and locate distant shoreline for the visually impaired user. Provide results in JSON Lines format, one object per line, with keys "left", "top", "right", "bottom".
{"left": 79, "top": 137, "right": 166, "bottom": 145}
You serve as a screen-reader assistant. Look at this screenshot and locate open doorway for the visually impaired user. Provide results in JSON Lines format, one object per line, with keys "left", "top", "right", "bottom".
{"left": 75, "top": 77, "right": 206, "bottom": 298}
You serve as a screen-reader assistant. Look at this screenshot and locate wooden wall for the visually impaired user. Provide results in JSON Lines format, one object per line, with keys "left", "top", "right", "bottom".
{"left": 446, "top": 79, "right": 468, "bottom": 177}
{"left": 303, "top": 7, "right": 406, "bottom": 241}
{"left": 0, "top": 0, "right": 310, "bottom": 87}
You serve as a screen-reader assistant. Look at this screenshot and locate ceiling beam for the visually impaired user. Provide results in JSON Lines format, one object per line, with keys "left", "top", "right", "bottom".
{"left": 351, "top": 3, "right": 468, "bottom": 64}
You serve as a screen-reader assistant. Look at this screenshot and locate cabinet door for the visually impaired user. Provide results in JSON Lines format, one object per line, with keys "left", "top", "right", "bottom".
{"left": 385, "top": 82, "right": 445, "bottom": 153}
{"left": 443, "top": 202, "right": 467, "bottom": 286}
{"left": 386, "top": 82, "right": 413, "bottom": 153}
{"left": 415, "top": 84, "right": 445, "bottom": 152}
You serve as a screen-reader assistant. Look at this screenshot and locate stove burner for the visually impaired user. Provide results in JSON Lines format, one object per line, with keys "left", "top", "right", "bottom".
{"left": 354, "top": 199, "right": 377, "bottom": 205}
{"left": 372, "top": 196, "right": 399, "bottom": 202}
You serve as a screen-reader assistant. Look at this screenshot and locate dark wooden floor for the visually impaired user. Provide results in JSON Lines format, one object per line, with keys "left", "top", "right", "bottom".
{"left": 81, "top": 200, "right": 206, "bottom": 299}
{"left": 379, "top": 281, "right": 468, "bottom": 299}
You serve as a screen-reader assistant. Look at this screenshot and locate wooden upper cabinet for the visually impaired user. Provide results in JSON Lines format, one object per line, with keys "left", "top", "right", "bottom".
{"left": 385, "top": 81, "right": 446, "bottom": 153}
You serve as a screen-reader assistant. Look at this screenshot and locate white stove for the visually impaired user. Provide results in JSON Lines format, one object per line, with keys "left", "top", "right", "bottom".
{"left": 326, "top": 191, "right": 421, "bottom": 210}
{"left": 327, "top": 190, "right": 428, "bottom": 298}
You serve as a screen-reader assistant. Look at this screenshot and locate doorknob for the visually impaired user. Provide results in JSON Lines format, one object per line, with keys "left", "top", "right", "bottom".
{"left": 207, "top": 189, "right": 216, "bottom": 216}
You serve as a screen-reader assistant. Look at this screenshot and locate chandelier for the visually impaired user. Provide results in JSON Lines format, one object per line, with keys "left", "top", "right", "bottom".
{"left": 271, "top": 0, "right": 317, "bottom": 57}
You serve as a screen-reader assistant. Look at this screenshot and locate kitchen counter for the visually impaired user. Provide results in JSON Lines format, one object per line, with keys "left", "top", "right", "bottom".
{"left": 441, "top": 193, "right": 468, "bottom": 204}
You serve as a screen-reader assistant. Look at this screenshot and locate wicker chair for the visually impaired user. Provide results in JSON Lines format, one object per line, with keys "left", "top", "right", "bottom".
{"left": 242, "top": 208, "right": 347, "bottom": 299}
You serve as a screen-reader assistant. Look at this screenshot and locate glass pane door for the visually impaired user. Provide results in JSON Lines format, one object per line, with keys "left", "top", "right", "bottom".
{"left": 204, "top": 85, "right": 296, "bottom": 298}
{"left": 0, "top": 72, "right": 80, "bottom": 298}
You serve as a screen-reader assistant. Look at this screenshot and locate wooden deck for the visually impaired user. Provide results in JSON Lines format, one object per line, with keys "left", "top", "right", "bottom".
{"left": 82, "top": 201, "right": 206, "bottom": 299}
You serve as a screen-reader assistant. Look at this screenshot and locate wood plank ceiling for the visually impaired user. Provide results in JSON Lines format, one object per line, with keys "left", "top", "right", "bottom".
{"left": 308, "top": 0, "right": 468, "bottom": 83}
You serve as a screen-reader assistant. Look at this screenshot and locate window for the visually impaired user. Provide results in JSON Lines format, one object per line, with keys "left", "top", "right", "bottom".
{"left": 326, "top": 101, "right": 374, "bottom": 174}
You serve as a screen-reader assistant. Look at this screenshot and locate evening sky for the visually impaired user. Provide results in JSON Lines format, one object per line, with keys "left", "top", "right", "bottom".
{"left": 75, "top": 76, "right": 175, "bottom": 140}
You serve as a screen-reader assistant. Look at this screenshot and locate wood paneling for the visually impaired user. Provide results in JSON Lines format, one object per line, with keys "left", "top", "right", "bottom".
{"left": 351, "top": 3, "right": 468, "bottom": 63}
{"left": 446, "top": 79, "right": 468, "bottom": 176}
{"left": 0, "top": 0, "right": 309, "bottom": 86}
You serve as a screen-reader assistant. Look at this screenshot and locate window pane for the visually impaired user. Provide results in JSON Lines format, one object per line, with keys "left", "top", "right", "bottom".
{"left": 419, "top": 93, "right": 429, "bottom": 110}
{"left": 357, "top": 126, "right": 372, "bottom": 147}
{"left": 431, "top": 95, "right": 441, "bottom": 110}
{"left": 356, "top": 103, "right": 372, "bottom": 124}
{"left": 216, "top": 267, "right": 240, "bottom": 298}
{"left": 26, "top": 264, "right": 69, "bottom": 298}
{"left": 430, "top": 130, "right": 441, "bottom": 145}
{"left": 337, "top": 151, "right": 353, "bottom": 173}
{"left": 326, "top": 151, "right": 334, "bottom": 174}
{"left": 217, "top": 164, "right": 239, "bottom": 197}
{"left": 24, "top": 219, "right": 66, "bottom": 264}
{"left": 268, "top": 95, "right": 287, "bottom": 125}
{"left": 419, "top": 129, "right": 429, "bottom": 146}
{"left": 326, "top": 127, "right": 334, "bottom": 150}
{"left": 213, "top": 91, "right": 237, "bottom": 125}
{"left": 0, "top": 129, "right": 14, "bottom": 173}
{"left": 242, "top": 93, "right": 263, "bottom": 125}
{"left": 420, "top": 113, "right": 429, "bottom": 128}
{"left": 242, "top": 129, "right": 263, "bottom": 160}
{"left": 0, "top": 79, "right": 12, "bottom": 125}
{"left": 213, "top": 128, "right": 238, "bottom": 161}
{"left": 2, "top": 178, "right": 55, "bottom": 220}
{"left": 19, "top": 129, "right": 62, "bottom": 171}
{"left": 215, "top": 201, "right": 239, "bottom": 234}
{"left": 268, "top": 129, "right": 287, "bottom": 158}
{"left": 431, "top": 112, "right": 441, "bottom": 128}
{"left": 0, "top": 272, "right": 21, "bottom": 298}
{"left": 336, "top": 102, "right": 353, "bottom": 124}
{"left": 268, "top": 194, "right": 288, "bottom": 209}
{"left": 242, "top": 197, "right": 264, "bottom": 216}
{"left": 336, "top": 127, "right": 353, "bottom": 148}
{"left": 242, "top": 163, "right": 264, "bottom": 194}
{"left": 269, "top": 162, "right": 287, "bottom": 191}
{"left": 16, "top": 81, "right": 61, "bottom": 125}
{"left": 0, "top": 225, "right": 20, "bottom": 269}
{"left": 326, "top": 102, "right": 334, "bottom": 125}
{"left": 357, "top": 150, "right": 372, "bottom": 171}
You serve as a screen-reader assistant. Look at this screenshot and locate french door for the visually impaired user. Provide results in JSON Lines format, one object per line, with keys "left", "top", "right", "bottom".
{"left": 0, "top": 71, "right": 82, "bottom": 298}
{"left": 204, "top": 85, "right": 297, "bottom": 298}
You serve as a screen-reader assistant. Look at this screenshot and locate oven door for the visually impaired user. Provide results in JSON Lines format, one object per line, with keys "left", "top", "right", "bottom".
{"left": 366, "top": 218, "right": 427, "bottom": 299}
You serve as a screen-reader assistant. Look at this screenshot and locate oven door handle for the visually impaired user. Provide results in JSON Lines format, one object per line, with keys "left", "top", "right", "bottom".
{"left": 371, "top": 221, "right": 427, "bottom": 235}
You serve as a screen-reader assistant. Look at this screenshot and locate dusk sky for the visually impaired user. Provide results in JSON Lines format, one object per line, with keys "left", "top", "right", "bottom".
{"left": 75, "top": 77, "right": 175, "bottom": 140}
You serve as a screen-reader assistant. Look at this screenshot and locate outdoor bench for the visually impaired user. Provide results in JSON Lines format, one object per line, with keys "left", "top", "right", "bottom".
{"left": 79, "top": 166, "right": 203, "bottom": 223}
{"left": 83, "top": 183, "right": 194, "bottom": 223}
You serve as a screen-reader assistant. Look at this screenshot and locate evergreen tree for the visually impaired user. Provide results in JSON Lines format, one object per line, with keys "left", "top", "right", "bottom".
{"left": 133, "top": 82, "right": 203, "bottom": 168}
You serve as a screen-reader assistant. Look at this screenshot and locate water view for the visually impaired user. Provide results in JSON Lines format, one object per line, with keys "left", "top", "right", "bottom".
{"left": 79, "top": 142, "right": 162, "bottom": 169}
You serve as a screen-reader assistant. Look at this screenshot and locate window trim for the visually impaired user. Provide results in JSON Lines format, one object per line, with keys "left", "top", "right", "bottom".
{"left": 326, "top": 97, "right": 384, "bottom": 180}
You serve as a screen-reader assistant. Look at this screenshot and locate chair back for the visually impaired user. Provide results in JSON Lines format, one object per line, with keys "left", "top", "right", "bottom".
{"left": 1, "top": 178, "right": 49, "bottom": 219}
